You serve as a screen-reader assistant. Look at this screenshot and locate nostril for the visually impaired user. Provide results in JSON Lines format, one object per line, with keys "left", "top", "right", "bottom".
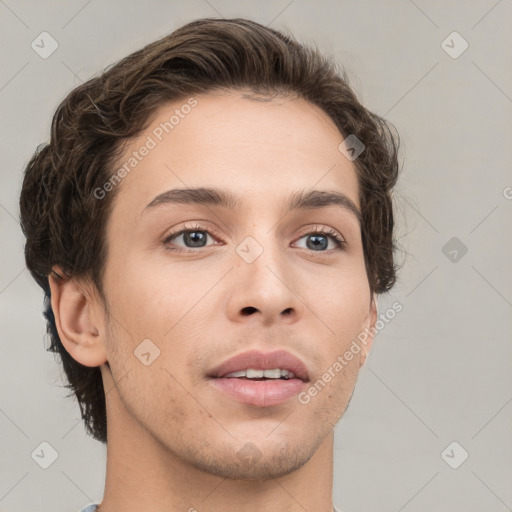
{"left": 241, "top": 306, "right": 258, "bottom": 316}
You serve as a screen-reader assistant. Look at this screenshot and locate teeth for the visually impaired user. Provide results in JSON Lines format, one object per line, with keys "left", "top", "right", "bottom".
{"left": 262, "top": 369, "right": 281, "bottom": 378}
{"left": 246, "top": 369, "right": 264, "bottom": 378}
{"left": 224, "top": 368, "right": 296, "bottom": 379}
{"left": 226, "top": 370, "right": 247, "bottom": 378}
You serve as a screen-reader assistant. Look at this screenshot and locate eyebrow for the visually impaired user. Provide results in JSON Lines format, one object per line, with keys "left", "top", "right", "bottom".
{"left": 143, "top": 187, "right": 361, "bottom": 223}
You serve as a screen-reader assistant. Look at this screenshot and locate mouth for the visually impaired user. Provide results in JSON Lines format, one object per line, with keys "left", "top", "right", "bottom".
{"left": 207, "top": 349, "right": 310, "bottom": 407}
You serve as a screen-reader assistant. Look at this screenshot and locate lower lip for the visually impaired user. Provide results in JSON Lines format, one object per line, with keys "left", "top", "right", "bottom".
{"left": 209, "top": 378, "right": 307, "bottom": 407}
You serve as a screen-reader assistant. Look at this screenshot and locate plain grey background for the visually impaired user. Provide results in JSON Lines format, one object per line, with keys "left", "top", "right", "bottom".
{"left": 1, "top": 1, "right": 511, "bottom": 511}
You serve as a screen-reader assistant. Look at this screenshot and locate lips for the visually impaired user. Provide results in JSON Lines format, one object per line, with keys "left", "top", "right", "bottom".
{"left": 207, "top": 349, "right": 310, "bottom": 382}
{"left": 207, "top": 349, "right": 310, "bottom": 407}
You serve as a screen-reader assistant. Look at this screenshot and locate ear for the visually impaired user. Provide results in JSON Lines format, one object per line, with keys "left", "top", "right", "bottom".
{"left": 49, "top": 265, "right": 108, "bottom": 367}
{"left": 360, "top": 294, "right": 377, "bottom": 367}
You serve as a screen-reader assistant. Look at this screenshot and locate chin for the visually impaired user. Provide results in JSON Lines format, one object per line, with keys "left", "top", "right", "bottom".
{"left": 186, "top": 438, "right": 319, "bottom": 481}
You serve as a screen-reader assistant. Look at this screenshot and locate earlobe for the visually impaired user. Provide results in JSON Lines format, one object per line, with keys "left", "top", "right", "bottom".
{"left": 49, "top": 265, "right": 107, "bottom": 367}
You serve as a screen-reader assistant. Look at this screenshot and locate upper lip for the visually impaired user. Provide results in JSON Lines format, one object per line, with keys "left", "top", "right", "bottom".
{"left": 207, "top": 349, "right": 310, "bottom": 382}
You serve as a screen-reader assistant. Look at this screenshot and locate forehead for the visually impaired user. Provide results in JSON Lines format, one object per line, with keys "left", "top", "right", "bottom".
{"left": 108, "top": 91, "right": 360, "bottom": 223}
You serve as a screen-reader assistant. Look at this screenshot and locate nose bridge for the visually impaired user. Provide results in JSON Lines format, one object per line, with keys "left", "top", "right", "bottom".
{"left": 236, "top": 219, "right": 284, "bottom": 283}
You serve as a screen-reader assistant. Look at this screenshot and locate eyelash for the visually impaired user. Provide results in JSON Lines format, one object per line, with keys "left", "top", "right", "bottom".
{"left": 162, "top": 223, "right": 346, "bottom": 254}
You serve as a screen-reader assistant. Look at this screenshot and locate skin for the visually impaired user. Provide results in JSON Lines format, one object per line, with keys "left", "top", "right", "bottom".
{"left": 50, "top": 90, "right": 377, "bottom": 512}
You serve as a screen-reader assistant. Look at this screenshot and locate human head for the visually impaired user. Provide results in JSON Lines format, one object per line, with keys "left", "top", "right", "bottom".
{"left": 19, "top": 17, "right": 399, "bottom": 447}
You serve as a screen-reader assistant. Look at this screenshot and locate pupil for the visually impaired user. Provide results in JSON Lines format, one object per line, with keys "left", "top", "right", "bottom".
{"left": 307, "top": 235, "right": 327, "bottom": 251}
{"left": 185, "top": 231, "right": 206, "bottom": 247}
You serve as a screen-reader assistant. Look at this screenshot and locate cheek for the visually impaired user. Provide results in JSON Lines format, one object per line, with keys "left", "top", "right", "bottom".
{"left": 308, "top": 262, "right": 371, "bottom": 341}
{"left": 103, "top": 251, "right": 201, "bottom": 339}
{"left": 102, "top": 254, "right": 214, "bottom": 379}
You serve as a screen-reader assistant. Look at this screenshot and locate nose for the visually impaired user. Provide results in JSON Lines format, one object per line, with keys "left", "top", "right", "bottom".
{"left": 225, "top": 234, "right": 305, "bottom": 327}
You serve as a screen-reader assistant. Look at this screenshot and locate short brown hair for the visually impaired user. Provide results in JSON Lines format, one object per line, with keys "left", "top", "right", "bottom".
{"left": 19, "top": 17, "right": 400, "bottom": 444}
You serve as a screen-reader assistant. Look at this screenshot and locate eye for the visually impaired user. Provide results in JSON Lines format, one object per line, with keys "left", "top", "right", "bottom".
{"left": 293, "top": 226, "right": 346, "bottom": 252}
{"left": 163, "top": 223, "right": 219, "bottom": 253}
{"left": 162, "top": 223, "right": 346, "bottom": 253}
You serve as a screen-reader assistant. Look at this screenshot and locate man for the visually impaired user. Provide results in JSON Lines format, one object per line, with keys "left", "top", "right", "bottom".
{"left": 19, "top": 17, "right": 399, "bottom": 512}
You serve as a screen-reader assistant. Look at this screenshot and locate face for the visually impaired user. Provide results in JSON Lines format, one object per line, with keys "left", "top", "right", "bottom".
{"left": 97, "top": 91, "right": 375, "bottom": 479}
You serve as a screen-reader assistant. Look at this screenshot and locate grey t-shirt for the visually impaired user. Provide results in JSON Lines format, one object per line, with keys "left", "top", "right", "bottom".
{"left": 80, "top": 503, "right": 343, "bottom": 511}
{"left": 79, "top": 505, "right": 99, "bottom": 512}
